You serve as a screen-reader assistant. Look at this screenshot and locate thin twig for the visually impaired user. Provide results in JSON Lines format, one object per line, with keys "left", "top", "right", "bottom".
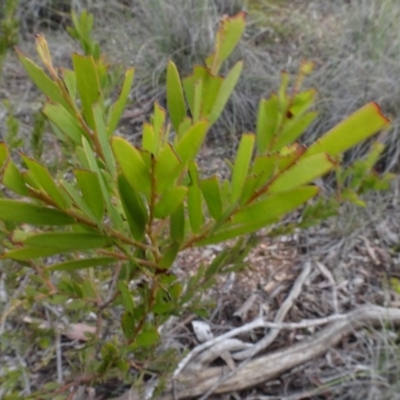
{"left": 233, "top": 261, "right": 312, "bottom": 360}
{"left": 56, "top": 331, "right": 63, "bottom": 384}
{"left": 316, "top": 260, "right": 339, "bottom": 313}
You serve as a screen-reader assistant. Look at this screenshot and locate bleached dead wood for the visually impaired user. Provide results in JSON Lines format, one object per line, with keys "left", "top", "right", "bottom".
{"left": 112, "top": 305, "right": 400, "bottom": 400}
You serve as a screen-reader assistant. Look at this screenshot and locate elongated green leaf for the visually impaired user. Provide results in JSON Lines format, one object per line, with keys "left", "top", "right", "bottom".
{"left": 121, "top": 311, "right": 136, "bottom": 340}
{"left": 82, "top": 137, "right": 124, "bottom": 230}
{"left": 2, "top": 161, "right": 29, "bottom": 196}
{"left": 21, "top": 154, "right": 68, "bottom": 208}
{"left": 117, "top": 281, "right": 135, "bottom": 313}
{"left": 193, "top": 79, "right": 202, "bottom": 123}
{"left": 118, "top": 174, "right": 147, "bottom": 240}
{"left": 256, "top": 96, "right": 279, "bottom": 154}
{"left": 183, "top": 66, "right": 207, "bottom": 115}
{"left": 111, "top": 136, "right": 151, "bottom": 197}
{"left": 290, "top": 89, "right": 317, "bottom": 116}
{"left": 304, "top": 102, "right": 390, "bottom": 158}
{"left": 60, "top": 179, "right": 99, "bottom": 222}
{"left": 108, "top": 68, "right": 135, "bottom": 135}
{"left": 16, "top": 50, "right": 72, "bottom": 113}
{"left": 269, "top": 153, "right": 334, "bottom": 193}
{"left": 61, "top": 68, "right": 77, "bottom": 103}
{"left": 170, "top": 203, "right": 185, "bottom": 242}
{"left": 2, "top": 246, "right": 64, "bottom": 260}
{"left": 74, "top": 169, "right": 104, "bottom": 222}
{"left": 153, "top": 186, "right": 187, "bottom": 219}
{"left": 183, "top": 67, "right": 224, "bottom": 120}
{"left": 208, "top": 61, "right": 243, "bottom": 125}
{"left": 199, "top": 219, "right": 279, "bottom": 245}
{"left": 167, "top": 61, "right": 186, "bottom": 132}
{"left": 206, "top": 12, "right": 246, "bottom": 75}
{"left": 22, "top": 171, "right": 41, "bottom": 190}
{"left": 142, "top": 123, "right": 155, "bottom": 154}
{"left": 277, "top": 72, "right": 290, "bottom": 114}
{"left": 233, "top": 186, "right": 319, "bottom": 224}
{"left": 251, "top": 154, "right": 277, "bottom": 184}
{"left": 174, "top": 120, "right": 209, "bottom": 165}
{"left": 231, "top": 134, "right": 255, "bottom": 203}
{"left": 200, "top": 176, "right": 223, "bottom": 220}
{"left": 177, "top": 116, "right": 192, "bottom": 138}
{"left": 272, "top": 112, "right": 318, "bottom": 151}
{"left": 240, "top": 175, "right": 261, "bottom": 206}
{"left": 93, "top": 103, "right": 116, "bottom": 174}
{"left": 159, "top": 242, "right": 179, "bottom": 269}
{"left": 0, "top": 199, "right": 74, "bottom": 225}
{"left": 187, "top": 162, "right": 203, "bottom": 233}
{"left": 49, "top": 257, "right": 116, "bottom": 271}
{"left": 0, "top": 142, "right": 9, "bottom": 168}
{"left": 72, "top": 54, "right": 102, "bottom": 129}
{"left": 134, "top": 322, "right": 159, "bottom": 348}
{"left": 276, "top": 145, "right": 306, "bottom": 171}
{"left": 24, "top": 232, "right": 112, "bottom": 250}
{"left": 154, "top": 144, "right": 182, "bottom": 194}
{"left": 152, "top": 103, "right": 166, "bottom": 153}
{"left": 43, "top": 103, "right": 87, "bottom": 144}
{"left": 198, "top": 187, "right": 318, "bottom": 245}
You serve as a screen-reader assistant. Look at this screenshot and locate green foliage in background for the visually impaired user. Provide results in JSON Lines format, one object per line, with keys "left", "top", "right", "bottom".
{"left": 0, "top": 0, "right": 19, "bottom": 79}
{"left": 0, "top": 10, "right": 393, "bottom": 398}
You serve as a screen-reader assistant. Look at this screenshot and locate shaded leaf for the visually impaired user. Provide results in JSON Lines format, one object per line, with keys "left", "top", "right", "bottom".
{"left": 187, "top": 162, "right": 203, "bottom": 233}
{"left": 21, "top": 154, "right": 68, "bottom": 208}
{"left": 0, "top": 199, "right": 74, "bottom": 225}
{"left": 24, "top": 232, "right": 112, "bottom": 250}
{"left": 48, "top": 257, "right": 116, "bottom": 271}
{"left": 2, "top": 246, "right": 66, "bottom": 260}
{"left": 118, "top": 174, "right": 147, "bottom": 240}
{"left": 117, "top": 281, "right": 135, "bottom": 313}
{"left": 304, "top": 102, "right": 390, "bottom": 158}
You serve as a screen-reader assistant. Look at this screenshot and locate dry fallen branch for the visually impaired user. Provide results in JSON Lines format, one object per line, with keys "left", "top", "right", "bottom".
{"left": 112, "top": 305, "right": 400, "bottom": 400}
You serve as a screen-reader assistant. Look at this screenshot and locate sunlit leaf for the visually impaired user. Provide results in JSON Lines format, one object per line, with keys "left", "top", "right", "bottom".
{"left": 72, "top": 53, "right": 102, "bottom": 129}
{"left": 200, "top": 176, "right": 223, "bottom": 220}
{"left": 208, "top": 61, "right": 243, "bottom": 125}
{"left": 256, "top": 96, "right": 279, "bottom": 154}
{"left": 304, "top": 102, "right": 390, "bottom": 158}
{"left": 153, "top": 186, "right": 187, "bottom": 219}
{"left": 269, "top": 153, "right": 334, "bottom": 193}
{"left": 174, "top": 120, "right": 209, "bottom": 165}
{"left": 74, "top": 169, "right": 104, "bottom": 222}
{"left": 167, "top": 61, "right": 186, "bottom": 132}
{"left": 108, "top": 68, "right": 135, "bottom": 135}
{"left": 231, "top": 133, "right": 255, "bottom": 203}
{"left": 112, "top": 136, "right": 151, "bottom": 197}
